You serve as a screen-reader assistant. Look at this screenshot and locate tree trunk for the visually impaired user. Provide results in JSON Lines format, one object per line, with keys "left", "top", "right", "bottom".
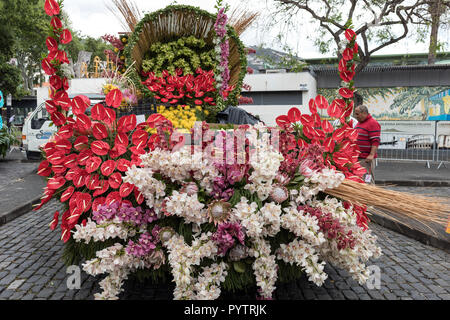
{"left": 428, "top": 0, "right": 442, "bottom": 65}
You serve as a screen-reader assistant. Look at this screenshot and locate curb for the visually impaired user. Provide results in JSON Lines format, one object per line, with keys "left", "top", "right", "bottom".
{"left": 376, "top": 180, "right": 450, "bottom": 187}
{"left": 370, "top": 212, "right": 450, "bottom": 254}
{"left": 0, "top": 196, "right": 41, "bottom": 227}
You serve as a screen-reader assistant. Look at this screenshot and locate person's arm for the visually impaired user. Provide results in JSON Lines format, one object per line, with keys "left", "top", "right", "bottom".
{"left": 365, "top": 145, "right": 378, "bottom": 162}
{"left": 366, "top": 121, "right": 381, "bottom": 163}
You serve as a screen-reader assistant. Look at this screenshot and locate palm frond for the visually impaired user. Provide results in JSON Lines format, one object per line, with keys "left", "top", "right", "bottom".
{"left": 228, "top": 6, "right": 260, "bottom": 36}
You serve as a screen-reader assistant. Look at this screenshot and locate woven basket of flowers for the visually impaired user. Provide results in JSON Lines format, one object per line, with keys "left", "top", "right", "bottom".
{"left": 124, "top": 4, "right": 247, "bottom": 121}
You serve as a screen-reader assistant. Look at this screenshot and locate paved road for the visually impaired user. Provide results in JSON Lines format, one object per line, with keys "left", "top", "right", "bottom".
{"left": 0, "top": 194, "right": 448, "bottom": 300}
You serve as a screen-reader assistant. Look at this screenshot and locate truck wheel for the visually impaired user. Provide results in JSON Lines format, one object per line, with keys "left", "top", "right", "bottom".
{"left": 26, "top": 151, "right": 42, "bottom": 161}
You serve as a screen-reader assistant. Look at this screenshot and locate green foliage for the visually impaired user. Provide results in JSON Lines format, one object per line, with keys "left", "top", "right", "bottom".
{"left": 0, "top": 127, "right": 19, "bottom": 158}
{"left": 142, "top": 36, "right": 215, "bottom": 76}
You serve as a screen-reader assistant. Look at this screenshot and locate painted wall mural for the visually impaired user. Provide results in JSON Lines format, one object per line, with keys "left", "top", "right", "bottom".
{"left": 318, "top": 86, "right": 450, "bottom": 121}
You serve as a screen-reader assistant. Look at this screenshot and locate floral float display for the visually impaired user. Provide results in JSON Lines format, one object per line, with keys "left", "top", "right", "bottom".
{"left": 38, "top": 0, "right": 448, "bottom": 301}
{"left": 124, "top": 5, "right": 248, "bottom": 114}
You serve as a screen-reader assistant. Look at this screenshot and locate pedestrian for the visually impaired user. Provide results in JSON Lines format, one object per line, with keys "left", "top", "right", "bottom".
{"left": 354, "top": 104, "right": 381, "bottom": 184}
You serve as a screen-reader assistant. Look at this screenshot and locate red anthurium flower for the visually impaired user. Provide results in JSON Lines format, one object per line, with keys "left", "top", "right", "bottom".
{"left": 91, "top": 103, "right": 106, "bottom": 121}
{"left": 65, "top": 167, "right": 79, "bottom": 181}
{"left": 105, "top": 89, "right": 123, "bottom": 108}
{"left": 309, "top": 99, "right": 317, "bottom": 114}
{"left": 346, "top": 128, "right": 359, "bottom": 141}
{"left": 50, "top": 75, "right": 62, "bottom": 90}
{"left": 74, "top": 136, "right": 89, "bottom": 151}
{"left": 297, "top": 138, "right": 308, "bottom": 149}
{"left": 146, "top": 114, "right": 166, "bottom": 128}
{"left": 49, "top": 211, "right": 59, "bottom": 230}
{"left": 34, "top": 189, "right": 55, "bottom": 211}
{"left": 117, "top": 114, "right": 137, "bottom": 133}
{"left": 77, "top": 193, "right": 92, "bottom": 213}
{"left": 109, "top": 144, "right": 127, "bottom": 159}
{"left": 54, "top": 139, "right": 71, "bottom": 151}
{"left": 275, "top": 115, "right": 290, "bottom": 128}
{"left": 91, "top": 140, "right": 110, "bottom": 156}
{"left": 108, "top": 172, "right": 122, "bottom": 189}
{"left": 315, "top": 95, "right": 329, "bottom": 109}
{"left": 93, "top": 180, "right": 109, "bottom": 197}
{"left": 328, "top": 101, "right": 344, "bottom": 119}
{"left": 345, "top": 29, "right": 356, "bottom": 41}
{"left": 340, "top": 71, "right": 355, "bottom": 83}
{"left": 47, "top": 150, "right": 66, "bottom": 165}
{"left": 66, "top": 207, "right": 82, "bottom": 227}
{"left": 45, "top": 100, "right": 57, "bottom": 114}
{"left": 352, "top": 165, "right": 368, "bottom": 177}
{"left": 302, "top": 125, "right": 318, "bottom": 140}
{"left": 54, "top": 92, "right": 71, "bottom": 111}
{"left": 86, "top": 174, "right": 100, "bottom": 190}
{"left": 50, "top": 111, "right": 66, "bottom": 127}
{"left": 61, "top": 227, "right": 72, "bottom": 243}
{"left": 134, "top": 187, "right": 144, "bottom": 205}
{"left": 353, "top": 42, "right": 359, "bottom": 54}
{"left": 119, "top": 183, "right": 134, "bottom": 198}
{"left": 101, "top": 160, "right": 116, "bottom": 177}
{"left": 66, "top": 116, "right": 76, "bottom": 126}
{"left": 106, "top": 192, "right": 121, "bottom": 205}
{"left": 42, "top": 57, "right": 56, "bottom": 75}
{"left": 85, "top": 156, "right": 102, "bottom": 173}
{"left": 117, "top": 159, "right": 131, "bottom": 172}
{"left": 52, "top": 163, "right": 67, "bottom": 174}
{"left": 56, "top": 50, "right": 69, "bottom": 64}
{"left": 323, "top": 137, "right": 336, "bottom": 153}
{"left": 47, "top": 176, "right": 66, "bottom": 190}
{"left": 50, "top": 16, "right": 62, "bottom": 29}
{"left": 129, "top": 146, "right": 146, "bottom": 156}
{"left": 44, "top": 0, "right": 60, "bottom": 16}
{"left": 37, "top": 161, "right": 52, "bottom": 177}
{"left": 312, "top": 113, "right": 321, "bottom": 127}
{"left": 300, "top": 114, "right": 313, "bottom": 126}
{"left": 72, "top": 95, "right": 89, "bottom": 115}
{"left": 60, "top": 186, "right": 75, "bottom": 202}
{"left": 76, "top": 150, "right": 92, "bottom": 167}
{"left": 321, "top": 119, "right": 334, "bottom": 133}
{"left": 132, "top": 130, "right": 148, "bottom": 146}
{"left": 73, "top": 171, "right": 88, "bottom": 188}
{"left": 342, "top": 48, "right": 354, "bottom": 61}
{"left": 76, "top": 113, "right": 92, "bottom": 131}
{"left": 60, "top": 29, "right": 72, "bottom": 44}
{"left": 287, "top": 107, "right": 301, "bottom": 123}
{"left": 63, "top": 77, "right": 69, "bottom": 90}
{"left": 92, "top": 197, "right": 106, "bottom": 212}
{"left": 115, "top": 132, "right": 128, "bottom": 146}
{"left": 46, "top": 37, "right": 58, "bottom": 52}
{"left": 63, "top": 154, "right": 78, "bottom": 169}
{"left": 338, "top": 58, "right": 349, "bottom": 73}
{"left": 103, "top": 107, "right": 116, "bottom": 125}
{"left": 339, "top": 88, "right": 354, "bottom": 99}
{"left": 56, "top": 124, "right": 73, "bottom": 140}
{"left": 92, "top": 123, "right": 108, "bottom": 140}
{"left": 332, "top": 127, "right": 347, "bottom": 143}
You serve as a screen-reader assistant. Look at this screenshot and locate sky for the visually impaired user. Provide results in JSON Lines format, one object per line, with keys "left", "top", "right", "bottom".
{"left": 62, "top": 0, "right": 449, "bottom": 60}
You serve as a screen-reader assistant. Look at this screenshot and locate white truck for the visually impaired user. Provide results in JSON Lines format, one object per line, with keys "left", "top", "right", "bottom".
{"left": 21, "top": 93, "right": 105, "bottom": 160}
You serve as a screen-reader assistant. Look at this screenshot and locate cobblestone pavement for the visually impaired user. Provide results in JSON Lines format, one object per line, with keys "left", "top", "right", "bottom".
{"left": 0, "top": 195, "right": 449, "bottom": 301}
{"left": 0, "top": 152, "right": 38, "bottom": 191}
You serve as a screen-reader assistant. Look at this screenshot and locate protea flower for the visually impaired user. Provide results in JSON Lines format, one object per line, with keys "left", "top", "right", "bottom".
{"left": 159, "top": 227, "right": 175, "bottom": 244}
{"left": 207, "top": 200, "right": 231, "bottom": 225}
{"left": 270, "top": 184, "right": 289, "bottom": 204}
{"left": 180, "top": 182, "right": 199, "bottom": 196}
{"left": 229, "top": 244, "right": 249, "bottom": 261}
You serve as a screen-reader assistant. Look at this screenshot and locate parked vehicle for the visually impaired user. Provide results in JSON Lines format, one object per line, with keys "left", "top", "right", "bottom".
{"left": 22, "top": 94, "right": 105, "bottom": 160}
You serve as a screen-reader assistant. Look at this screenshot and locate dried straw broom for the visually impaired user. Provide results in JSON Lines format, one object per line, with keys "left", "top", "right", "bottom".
{"left": 324, "top": 179, "right": 449, "bottom": 227}
{"left": 106, "top": 0, "right": 141, "bottom": 32}
{"left": 228, "top": 7, "right": 260, "bottom": 36}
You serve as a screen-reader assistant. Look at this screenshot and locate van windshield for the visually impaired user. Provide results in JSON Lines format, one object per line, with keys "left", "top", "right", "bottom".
{"left": 31, "top": 106, "right": 50, "bottom": 130}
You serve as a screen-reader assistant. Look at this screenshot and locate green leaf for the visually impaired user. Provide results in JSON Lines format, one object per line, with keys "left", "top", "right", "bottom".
{"left": 233, "top": 261, "right": 246, "bottom": 273}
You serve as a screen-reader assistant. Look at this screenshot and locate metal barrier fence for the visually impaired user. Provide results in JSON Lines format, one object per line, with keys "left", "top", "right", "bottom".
{"left": 378, "top": 132, "right": 450, "bottom": 167}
